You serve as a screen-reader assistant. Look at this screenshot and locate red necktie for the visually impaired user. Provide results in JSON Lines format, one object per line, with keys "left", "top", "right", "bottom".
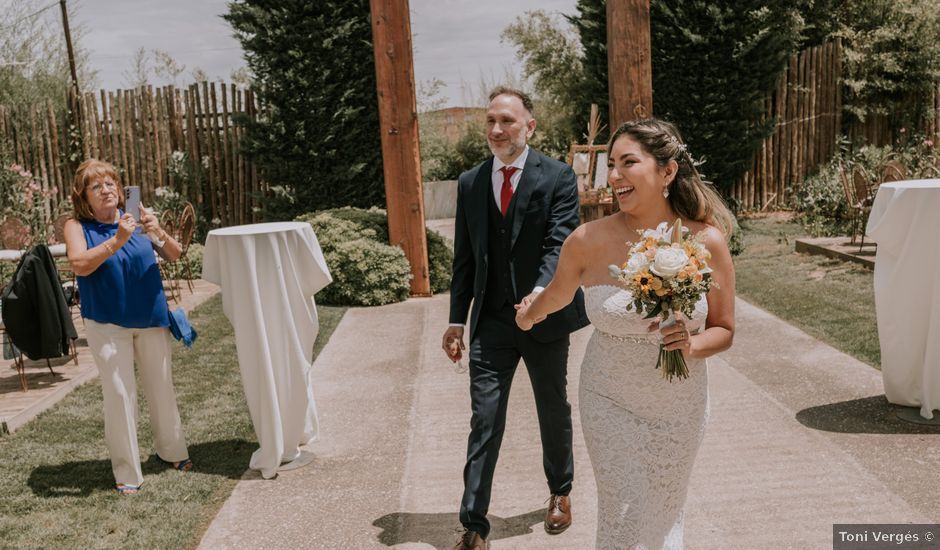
{"left": 499, "top": 166, "right": 519, "bottom": 216}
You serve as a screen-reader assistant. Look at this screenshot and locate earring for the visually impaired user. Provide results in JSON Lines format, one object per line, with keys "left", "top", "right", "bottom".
{"left": 663, "top": 187, "right": 670, "bottom": 199}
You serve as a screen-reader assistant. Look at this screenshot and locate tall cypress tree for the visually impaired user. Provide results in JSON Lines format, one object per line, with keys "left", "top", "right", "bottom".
{"left": 568, "top": 1, "right": 802, "bottom": 194}
{"left": 225, "top": 1, "right": 385, "bottom": 219}
{"left": 650, "top": 2, "right": 802, "bottom": 192}
{"left": 566, "top": 0, "right": 609, "bottom": 144}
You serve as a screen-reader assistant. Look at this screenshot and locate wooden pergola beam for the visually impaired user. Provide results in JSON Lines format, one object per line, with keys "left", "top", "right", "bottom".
{"left": 370, "top": 0, "right": 431, "bottom": 296}
{"left": 607, "top": 0, "right": 653, "bottom": 128}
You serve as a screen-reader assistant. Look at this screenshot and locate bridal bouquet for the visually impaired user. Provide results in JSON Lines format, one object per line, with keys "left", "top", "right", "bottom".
{"left": 608, "top": 219, "right": 717, "bottom": 381}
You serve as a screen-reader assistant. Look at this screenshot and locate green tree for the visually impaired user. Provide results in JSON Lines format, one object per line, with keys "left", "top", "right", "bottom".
{"left": 224, "top": 0, "right": 385, "bottom": 219}
{"left": 566, "top": 0, "right": 609, "bottom": 144}
{"left": 501, "top": 10, "right": 586, "bottom": 157}
{"left": 650, "top": 2, "right": 803, "bottom": 192}
{"left": 564, "top": 1, "right": 802, "bottom": 192}
{"left": 837, "top": 0, "right": 940, "bottom": 131}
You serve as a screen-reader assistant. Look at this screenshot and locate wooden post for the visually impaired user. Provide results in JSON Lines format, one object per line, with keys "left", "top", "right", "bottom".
{"left": 370, "top": 0, "right": 431, "bottom": 297}
{"left": 607, "top": 0, "right": 653, "bottom": 128}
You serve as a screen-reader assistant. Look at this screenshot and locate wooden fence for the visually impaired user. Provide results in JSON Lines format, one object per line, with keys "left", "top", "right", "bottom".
{"left": 733, "top": 40, "right": 843, "bottom": 210}
{"left": 0, "top": 82, "right": 265, "bottom": 227}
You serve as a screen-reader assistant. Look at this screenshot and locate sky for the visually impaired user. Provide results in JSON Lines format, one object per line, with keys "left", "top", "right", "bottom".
{"left": 64, "top": 0, "right": 578, "bottom": 108}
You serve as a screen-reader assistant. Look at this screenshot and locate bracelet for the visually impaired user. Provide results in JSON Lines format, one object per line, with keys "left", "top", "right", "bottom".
{"left": 103, "top": 241, "right": 115, "bottom": 255}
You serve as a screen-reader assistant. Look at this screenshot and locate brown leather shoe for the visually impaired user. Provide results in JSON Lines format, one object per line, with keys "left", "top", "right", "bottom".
{"left": 544, "top": 494, "right": 572, "bottom": 534}
{"left": 454, "top": 528, "right": 489, "bottom": 550}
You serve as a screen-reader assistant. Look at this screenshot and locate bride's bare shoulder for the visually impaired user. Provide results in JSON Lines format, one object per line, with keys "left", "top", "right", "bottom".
{"left": 567, "top": 215, "right": 621, "bottom": 246}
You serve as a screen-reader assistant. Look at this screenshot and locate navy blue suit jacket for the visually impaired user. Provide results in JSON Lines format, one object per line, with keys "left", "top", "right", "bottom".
{"left": 449, "top": 148, "right": 589, "bottom": 342}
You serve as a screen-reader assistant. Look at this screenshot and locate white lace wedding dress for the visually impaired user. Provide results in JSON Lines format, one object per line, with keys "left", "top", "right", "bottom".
{"left": 580, "top": 285, "right": 709, "bottom": 550}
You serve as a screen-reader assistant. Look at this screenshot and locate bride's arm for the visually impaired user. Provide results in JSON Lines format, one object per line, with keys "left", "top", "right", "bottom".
{"left": 682, "top": 226, "right": 735, "bottom": 359}
{"left": 516, "top": 225, "right": 588, "bottom": 330}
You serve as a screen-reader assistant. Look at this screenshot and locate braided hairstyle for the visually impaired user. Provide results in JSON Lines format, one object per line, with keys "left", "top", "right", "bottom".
{"left": 607, "top": 118, "right": 735, "bottom": 238}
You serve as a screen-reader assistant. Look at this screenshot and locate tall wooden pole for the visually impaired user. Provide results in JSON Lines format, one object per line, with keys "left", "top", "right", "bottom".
{"left": 607, "top": 0, "right": 653, "bottom": 128}
{"left": 59, "top": 0, "right": 79, "bottom": 91}
{"left": 370, "top": 0, "right": 431, "bottom": 297}
{"left": 60, "top": 0, "right": 83, "bottom": 168}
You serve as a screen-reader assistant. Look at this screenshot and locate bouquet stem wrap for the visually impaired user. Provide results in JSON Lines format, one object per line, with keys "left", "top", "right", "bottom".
{"left": 657, "top": 310, "right": 689, "bottom": 380}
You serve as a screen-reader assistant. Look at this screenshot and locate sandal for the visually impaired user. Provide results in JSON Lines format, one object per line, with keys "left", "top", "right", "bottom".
{"left": 155, "top": 453, "right": 194, "bottom": 472}
{"left": 116, "top": 483, "right": 141, "bottom": 495}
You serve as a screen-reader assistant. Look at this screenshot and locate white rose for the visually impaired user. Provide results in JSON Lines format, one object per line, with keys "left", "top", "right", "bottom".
{"left": 650, "top": 247, "right": 689, "bottom": 278}
{"left": 623, "top": 252, "right": 649, "bottom": 277}
{"left": 642, "top": 222, "right": 670, "bottom": 240}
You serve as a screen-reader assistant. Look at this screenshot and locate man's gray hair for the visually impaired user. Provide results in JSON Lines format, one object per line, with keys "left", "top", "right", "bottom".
{"left": 488, "top": 86, "right": 534, "bottom": 116}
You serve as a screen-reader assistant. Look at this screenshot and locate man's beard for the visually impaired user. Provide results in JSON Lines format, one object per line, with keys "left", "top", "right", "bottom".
{"left": 488, "top": 136, "right": 525, "bottom": 159}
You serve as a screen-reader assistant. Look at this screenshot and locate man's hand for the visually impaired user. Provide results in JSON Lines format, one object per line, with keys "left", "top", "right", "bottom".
{"left": 514, "top": 292, "right": 546, "bottom": 331}
{"left": 515, "top": 303, "right": 534, "bottom": 331}
{"left": 442, "top": 326, "right": 465, "bottom": 362}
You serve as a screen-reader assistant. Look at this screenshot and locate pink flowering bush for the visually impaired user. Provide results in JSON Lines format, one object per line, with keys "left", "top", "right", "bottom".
{"left": 0, "top": 161, "right": 63, "bottom": 247}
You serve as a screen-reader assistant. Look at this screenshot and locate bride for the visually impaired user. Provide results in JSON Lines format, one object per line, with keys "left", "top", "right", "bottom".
{"left": 515, "top": 118, "right": 736, "bottom": 549}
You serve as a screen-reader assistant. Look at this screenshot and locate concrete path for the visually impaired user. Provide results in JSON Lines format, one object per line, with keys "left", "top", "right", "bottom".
{"left": 199, "top": 292, "right": 940, "bottom": 549}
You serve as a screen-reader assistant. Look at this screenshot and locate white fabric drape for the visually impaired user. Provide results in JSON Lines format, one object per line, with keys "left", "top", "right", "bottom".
{"left": 203, "top": 222, "right": 332, "bottom": 477}
{"left": 867, "top": 179, "right": 940, "bottom": 419}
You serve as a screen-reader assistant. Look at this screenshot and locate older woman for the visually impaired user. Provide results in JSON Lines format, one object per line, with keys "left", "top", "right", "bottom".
{"left": 64, "top": 159, "right": 193, "bottom": 495}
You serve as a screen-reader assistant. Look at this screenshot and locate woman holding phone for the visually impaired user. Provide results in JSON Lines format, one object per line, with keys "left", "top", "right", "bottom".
{"left": 63, "top": 159, "right": 191, "bottom": 495}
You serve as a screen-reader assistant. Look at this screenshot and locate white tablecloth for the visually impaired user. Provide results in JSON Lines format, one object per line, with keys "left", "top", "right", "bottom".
{"left": 202, "top": 222, "right": 332, "bottom": 477}
{"left": 866, "top": 179, "right": 940, "bottom": 419}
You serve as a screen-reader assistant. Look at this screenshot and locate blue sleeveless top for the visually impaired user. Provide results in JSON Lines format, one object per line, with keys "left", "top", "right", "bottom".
{"left": 77, "top": 214, "right": 170, "bottom": 329}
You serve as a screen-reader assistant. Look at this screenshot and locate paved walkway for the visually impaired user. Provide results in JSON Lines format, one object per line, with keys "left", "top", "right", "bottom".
{"left": 199, "top": 290, "right": 939, "bottom": 548}
{"left": 0, "top": 279, "right": 219, "bottom": 434}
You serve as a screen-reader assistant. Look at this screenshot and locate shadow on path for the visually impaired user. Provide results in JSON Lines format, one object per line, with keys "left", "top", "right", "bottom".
{"left": 27, "top": 438, "right": 254, "bottom": 497}
{"left": 373, "top": 508, "right": 547, "bottom": 549}
{"left": 796, "top": 395, "right": 940, "bottom": 434}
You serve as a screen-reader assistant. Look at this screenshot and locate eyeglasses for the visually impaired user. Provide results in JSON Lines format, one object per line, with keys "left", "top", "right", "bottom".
{"left": 88, "top": 181, "right": 117, "bottom": 195}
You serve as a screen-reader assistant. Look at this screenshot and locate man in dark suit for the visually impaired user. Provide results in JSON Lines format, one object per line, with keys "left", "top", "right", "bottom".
{"left": 443, "top": 86, "right": 589, "bottom": 550}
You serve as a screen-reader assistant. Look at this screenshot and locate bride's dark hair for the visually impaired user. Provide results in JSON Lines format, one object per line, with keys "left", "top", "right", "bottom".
{"left": 607, "top": 118, "right": 736, "bottom": 238}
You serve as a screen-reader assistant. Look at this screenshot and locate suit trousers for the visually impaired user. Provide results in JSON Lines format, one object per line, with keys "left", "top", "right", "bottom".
{"left": 85, "top": 319, "right": 189, "bottom": 487}
{"left": 460, "top": 304, "right": 574, "bottom": 539}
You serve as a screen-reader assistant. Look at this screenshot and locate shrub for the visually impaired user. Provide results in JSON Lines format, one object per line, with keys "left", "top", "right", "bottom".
{"left": 182, "top": 242, "right": 204, "bottom": 279}
{"left": 317, "top": 207, "right": 454, "bottom": 293}
{"left": 791, "top": 159, "right": 853, "bottom": 237}
{"left": 316, "top": 238, "right": 412, "bottom": 306}
{"left": 295, "top": 211, "right": 412, "bottom": 306}
{"left": 791, "top": 138, "right": 940, "bottom": 236}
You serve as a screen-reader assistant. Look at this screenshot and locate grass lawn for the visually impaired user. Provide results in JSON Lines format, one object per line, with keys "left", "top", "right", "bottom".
{"left": 0, "top": 295, "right": 346, "bottom": 549}
{"left": 734, "top": 213, "right": 880, "bottom": 368}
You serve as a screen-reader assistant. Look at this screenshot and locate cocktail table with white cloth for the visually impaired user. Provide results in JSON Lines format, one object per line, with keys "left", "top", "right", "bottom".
{"left": 202, "top": 222, "right": 332, "bottom": 477}
{"left": 866, "top": 179, "right": 940, "bottom": 423}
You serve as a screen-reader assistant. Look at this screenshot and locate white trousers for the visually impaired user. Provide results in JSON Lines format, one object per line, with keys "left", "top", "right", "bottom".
{"left": 85, "top": 319, "right": 189, "bottom": 486}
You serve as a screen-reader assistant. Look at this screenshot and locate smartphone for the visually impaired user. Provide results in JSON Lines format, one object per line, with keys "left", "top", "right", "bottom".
{"left": 124, "top": 186, "right": 141, "bottom": 221}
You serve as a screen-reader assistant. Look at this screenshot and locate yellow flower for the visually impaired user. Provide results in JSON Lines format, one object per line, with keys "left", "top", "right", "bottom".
{"left": 634, "top": 272, "right": 654, "bottom": 292}
{"left": 693, "top": 272, "right": 703, "bottom": 283}
{"left": 655, "top": 287, "right": 670, "bottom": 297}
{"left": 649, "top": 277, "right": 663, "bottom": 290}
